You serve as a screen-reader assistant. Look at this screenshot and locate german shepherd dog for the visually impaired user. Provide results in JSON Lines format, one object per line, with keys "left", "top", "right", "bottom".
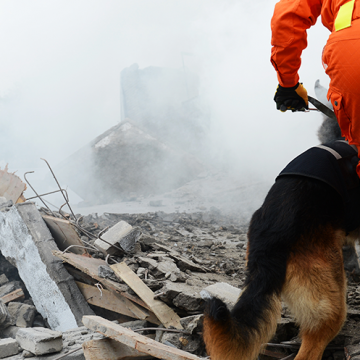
{"left": 203, "top": 118, "right": 360, "bottom": 360}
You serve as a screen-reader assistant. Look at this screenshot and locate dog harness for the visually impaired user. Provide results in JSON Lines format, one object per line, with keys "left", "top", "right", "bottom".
{"left": 277, "top": 140, "right": 360, "bottom": 232}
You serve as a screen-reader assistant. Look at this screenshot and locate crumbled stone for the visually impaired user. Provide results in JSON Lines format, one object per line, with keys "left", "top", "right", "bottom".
{"left": 16, "top": 327, "right": 63, "bottom": 355}
{"left": 200, "top": 282, "right": 242, "bottom": 309}
{"left": 7, "top": 302, "right": 36, "bottom": 328}
{"left": 0, "top": 338, "right": 21, "bottom": 358}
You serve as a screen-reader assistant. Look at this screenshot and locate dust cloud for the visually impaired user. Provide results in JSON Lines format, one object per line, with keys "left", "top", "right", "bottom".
{"left": 0, "top": 0, "right": 332, "bottom": 213}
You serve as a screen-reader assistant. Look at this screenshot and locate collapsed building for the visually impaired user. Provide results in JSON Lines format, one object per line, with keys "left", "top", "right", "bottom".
{"left": 1, "top": 66, "right": 359, "bottom": 360}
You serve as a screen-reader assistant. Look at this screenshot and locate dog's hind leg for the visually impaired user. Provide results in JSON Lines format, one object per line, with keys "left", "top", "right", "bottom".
{"left": 282, "top": 228, "right": 347, "bottom": 360}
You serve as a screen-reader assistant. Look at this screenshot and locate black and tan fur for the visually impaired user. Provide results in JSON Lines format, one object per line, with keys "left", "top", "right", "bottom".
{"left": 203, "top": 119, "right": 360, "bottom": 360}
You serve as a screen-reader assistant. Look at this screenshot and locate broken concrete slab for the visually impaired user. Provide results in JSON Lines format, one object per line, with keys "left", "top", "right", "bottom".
{"left": 7, "top": 302, "right": 36, "bottom": 328}
{"left": 200, "top": 282, "right": 241, "bottom": 309}
{"left": 16, "top": 327, "right": 63, "bottom": 356}
{"left": 0, "top": 338, "right": 21, "bottom": 358}
{"left": 157, "top": 281, "right": 204, "bottom": 312}
{"left": 0, "top": 203, "right": 94, "bottom": 331}
{"left": 94, "top": 221, "right": 141, "bottom": 255}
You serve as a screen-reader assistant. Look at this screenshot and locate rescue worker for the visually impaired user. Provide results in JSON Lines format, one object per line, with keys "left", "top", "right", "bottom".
{"left": 271, "top": 0, "right": 360, "bottom": 177}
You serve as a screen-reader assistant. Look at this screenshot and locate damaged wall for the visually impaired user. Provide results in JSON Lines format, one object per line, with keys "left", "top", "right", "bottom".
{"left": 0, "top": 203, "right": 93, "bottom": 331}
{"left": 56, "top": 120, "right": 205, "bottom": 204}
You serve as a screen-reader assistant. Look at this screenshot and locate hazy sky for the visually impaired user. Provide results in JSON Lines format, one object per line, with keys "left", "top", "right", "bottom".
{"left": 0, "top": 0, "right": 331, "bottom": 184}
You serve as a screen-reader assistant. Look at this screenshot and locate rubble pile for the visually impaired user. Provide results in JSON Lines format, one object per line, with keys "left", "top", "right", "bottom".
{"left": 1, "top": 168, "right": 360, "bottom": 359}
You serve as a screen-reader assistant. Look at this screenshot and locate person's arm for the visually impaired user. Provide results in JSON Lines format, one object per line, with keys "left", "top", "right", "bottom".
{"left": 271, "top": 0, "right": 322, "bottom": 87}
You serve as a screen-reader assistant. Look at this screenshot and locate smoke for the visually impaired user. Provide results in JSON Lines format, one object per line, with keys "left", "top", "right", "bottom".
{"left": 0, "top": 0, "right": 333, "bottom": 211}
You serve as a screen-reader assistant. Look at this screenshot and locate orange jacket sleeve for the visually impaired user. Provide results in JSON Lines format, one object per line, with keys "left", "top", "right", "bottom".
{"left": 271, "top": 0, "right": 323, "bottom": 87}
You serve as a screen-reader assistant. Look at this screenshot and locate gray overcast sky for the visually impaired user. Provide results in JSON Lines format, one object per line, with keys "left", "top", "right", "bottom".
{"left": 0, "top": 0, "right": 331, "bottom": 182}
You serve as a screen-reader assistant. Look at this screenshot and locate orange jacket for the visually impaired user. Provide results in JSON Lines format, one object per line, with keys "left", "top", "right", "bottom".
{"left": 271, "top": 0, "right": 360, "bottom": 87}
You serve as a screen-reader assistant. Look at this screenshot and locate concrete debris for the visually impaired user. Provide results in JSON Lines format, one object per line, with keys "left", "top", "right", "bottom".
{"left": 7, "top": 302, "right": 36, "bottom": 328}
{"left": 200, "top": 282, "right": 242, "bottom": 309}
{"left": 0, "top": 184, "right": 358, "bottom": 359}
{"left": 16, "top": 327, "right": 63, "bottom": 355}
{"left": 0, "top": 338, "right": 21, "bottom": 359}
{"left": 94, "top": 220, "right": 142, "bottom": 255}
{"left": 0, "top": 203, "right": 93, "bottom": 331}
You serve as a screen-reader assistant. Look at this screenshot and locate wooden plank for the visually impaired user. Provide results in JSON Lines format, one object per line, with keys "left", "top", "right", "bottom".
{"left": 43, "top": 215, "right": 85, "bottom": 255}
{"left": 83, "top": 316, "right": 202, "bottom": 360}
{"left": 0, "top": 167, "right": 26, "bottom": 203}
{"left": 82, "top": 338, "right": 153, "bottom": 360}
{"left": 111, "top": 262, "right": 183, "bottom": 329}
{"left": 76, "top": 281, "right": 150, "bottom": 320}
{"left": 53, "top": 251, "right": 160, "bottom": 325}
{"left": 53, "top": 251, "right": 147, "bottom": 307}
{"left": 1, "top": 289, "right": 25, "bottom": 304}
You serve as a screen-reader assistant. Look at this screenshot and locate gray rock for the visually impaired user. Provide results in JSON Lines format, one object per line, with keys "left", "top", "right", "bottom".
{"left": 16, "top": 327, "right": 63, "bottom": 356}
{"left": 97, "top": 265, "right": 116, "bottom": 280}
{"left": 200, "top": 282, "right": 242, "bottom": 309}
{"left": 0, "top": 338, "right": 21, "bottom": 358}
{"left": 7, "top": 302, "right": 36, "bottom": 328}
{"left": 158, "top": 281, "right": 204, "bottom": 312}
{"left": 95, "top": 220, "right": 133, "bottom": 255}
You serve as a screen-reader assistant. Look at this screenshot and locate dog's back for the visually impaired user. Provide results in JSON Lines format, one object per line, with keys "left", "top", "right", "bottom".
{"left": 203, "top": 115, "right": 360, "bottom": 360}
{"left": 203, "top": 174, "right": 347, "bottom": 360}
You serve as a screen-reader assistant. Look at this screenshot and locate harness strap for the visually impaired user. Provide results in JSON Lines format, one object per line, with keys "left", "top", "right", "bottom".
{"left": 336, "top": 140, "right": 358, "bottom": 152}
{"left": 335, "top": 0, "right": 356, "bottom": 31}
{"left": 315, "top": 145, "right": 342, "bottom": 159}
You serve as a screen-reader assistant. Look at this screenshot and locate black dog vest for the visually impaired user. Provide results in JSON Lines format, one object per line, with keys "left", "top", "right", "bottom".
{"left": 276, "top": 140, "right": 360, "bottom": 233}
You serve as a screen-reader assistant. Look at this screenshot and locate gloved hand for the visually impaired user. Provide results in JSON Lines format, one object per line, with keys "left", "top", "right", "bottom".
{"left": 274, "top": 83, "right": 308, "bottom": 112}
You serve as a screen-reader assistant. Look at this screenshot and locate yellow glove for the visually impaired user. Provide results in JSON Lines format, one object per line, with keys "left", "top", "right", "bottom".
{"left": 274, "top": 83, "right": 308, "bottom": 112}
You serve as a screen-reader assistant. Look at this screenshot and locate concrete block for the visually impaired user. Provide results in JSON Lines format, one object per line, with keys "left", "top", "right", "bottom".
{"left": 200, "top": 282, "right": 242, "bottom": 309}
{"left": 16, "top": 327, "right": 63, "bottom": 355}
{"left": 0, "top": 338, "right": 21, "bottom": 358}
{"left": 0, "top": 203, "right": 94, "bottom": 331}
{"left": 7, "top": 302, "right": 36, "bottom": 328}
{"left": 95, "top": 221, "right": 142, "bottom": 255}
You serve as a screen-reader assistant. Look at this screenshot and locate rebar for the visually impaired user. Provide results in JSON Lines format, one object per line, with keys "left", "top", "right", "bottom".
{"left": 41, "top": 158, "right": 77, "bottom": 220}
{"left": 24, "top": 171, "right": 56, "bottom": 216}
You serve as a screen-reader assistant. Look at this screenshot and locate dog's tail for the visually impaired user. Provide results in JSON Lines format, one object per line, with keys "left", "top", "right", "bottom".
{"left": 203, "top": 274, "right": 282, "bottom": 360}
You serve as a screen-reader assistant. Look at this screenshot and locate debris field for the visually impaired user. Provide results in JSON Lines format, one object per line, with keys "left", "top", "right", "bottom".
{"left": 1, "top": 166, "right": 360, "bottom": 360}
